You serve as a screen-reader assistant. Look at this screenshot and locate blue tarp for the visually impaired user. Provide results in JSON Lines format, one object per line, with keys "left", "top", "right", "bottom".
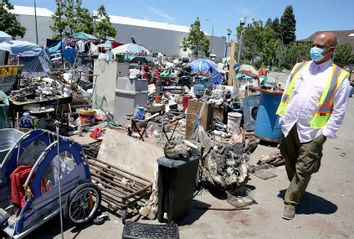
{"left": 0, "top": 31, "right": 12, "bottom": 42}
{"left": 48, "top": 39, "right": 65, "bottom": 53}
{"left": 19, "top": 50, "right": 50, "bottom": 76}
{"left": 189, "top": 59, "right": 222, "bottom": 85}
{"left": 63, "top": 48, "right": 77, "bottom": 65}
{"left": 0, "top": 40, "right": 42, "bottom": 57}
{"left": 0, "top": 40, "right": 50, "bottom": 76}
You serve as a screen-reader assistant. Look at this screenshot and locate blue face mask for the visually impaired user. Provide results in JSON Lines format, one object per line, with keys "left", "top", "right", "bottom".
{"left": 310, "top": 47, "right": 324, "bottom": 62}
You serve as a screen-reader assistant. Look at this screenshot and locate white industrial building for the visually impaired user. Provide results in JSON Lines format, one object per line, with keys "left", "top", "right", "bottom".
{"left": 10, "top": 5, "right": 227, "bottom": 59}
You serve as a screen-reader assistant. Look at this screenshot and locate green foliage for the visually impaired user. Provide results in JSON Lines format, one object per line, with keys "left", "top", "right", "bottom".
{"left": 0, "top": 0, "right": 26, "bottom": 38}
{"left": 261, "top": 26, "right": 281, "bottom": 66}
{"left": 95, "top": 5, "right": 117, "bottom": 39}
{"left": 237, "top": 19, "right": 263, "bottom": 63}
{"left": 334, "top": 43, "right": 354, "bottom": 67}
{"left": 283, "top": 41, "right": 311, "bottom": 68}
{"left": 265, "top": 18, "right": 272, "bottom": 28}
{"left": 272, "top": 17, "right": 282, "bottom": 41}
{"left": 51, "top": 0, "right": 94, "bottom": 39}
{"left": 280, "top": 5, "right": 296, "bottom": 45}
{"left": 182, "top": 18, "right": 210, "bottom": 58}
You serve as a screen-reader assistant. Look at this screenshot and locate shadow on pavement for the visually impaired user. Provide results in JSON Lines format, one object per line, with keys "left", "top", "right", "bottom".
{"left": 178, "top": 199, "right": 211, "bottom": 226}
{"left": 23, "top": 214, "right": 73, "bottom": 239}
{"left": 277, "top": 189, "right": 338, "bottom": 215}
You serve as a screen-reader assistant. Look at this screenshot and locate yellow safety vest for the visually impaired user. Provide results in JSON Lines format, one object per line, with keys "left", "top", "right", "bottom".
{"left": 276, "top": 61, "right": 349, "bottom": 128}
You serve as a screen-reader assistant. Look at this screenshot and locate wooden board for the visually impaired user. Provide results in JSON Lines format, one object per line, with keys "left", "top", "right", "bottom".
{"left": 97, "top": 128, "right": 163, "bottom": 182}
{"left": 185, "top": 99, "right": 213, "bottom": 139}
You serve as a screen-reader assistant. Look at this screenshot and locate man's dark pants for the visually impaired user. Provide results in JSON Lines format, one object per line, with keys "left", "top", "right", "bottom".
{"left": 279, "top": 126, "right": 327, "bottom": 207}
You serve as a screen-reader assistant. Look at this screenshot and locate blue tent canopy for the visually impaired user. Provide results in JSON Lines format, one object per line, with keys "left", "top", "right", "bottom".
{"left": 0, "top": 40, "right": 50, "bottom": 76}
{"left": 0, "top": 40, "right": 42, "bottom": 57}
{"left": 0, "top": 31, "right": 12, "bottom": 42}
{"left": 71, "top": 32, "right": 98, "bottom": 40}
{"left": 48, "top": 39, "right": 65, "bottom": 53}
{"left": 189, "top": 59, "right": 222, "bottom": 84}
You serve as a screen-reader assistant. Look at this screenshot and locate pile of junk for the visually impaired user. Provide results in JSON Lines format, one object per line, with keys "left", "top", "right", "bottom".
{"left": 0, "top": 34, "right": 287, "bottom": 237}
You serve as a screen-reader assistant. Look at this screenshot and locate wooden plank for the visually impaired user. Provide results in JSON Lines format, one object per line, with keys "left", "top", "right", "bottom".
{"left": 97, "top": 129, "right": 162, "bottom": 182}
{"left": 185, "top": 99, "right": 213, "bottom": 139}
{"left": 228, "top": 41, "right": 236, "bottom": 86}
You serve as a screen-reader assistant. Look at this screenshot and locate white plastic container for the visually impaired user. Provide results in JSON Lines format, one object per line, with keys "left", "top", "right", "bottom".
{"left": 227, "top": 112, "right": 242, "bottom": 133}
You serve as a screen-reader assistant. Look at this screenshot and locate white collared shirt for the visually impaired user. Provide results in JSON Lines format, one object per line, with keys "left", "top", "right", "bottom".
{"left": 279, "top": 60, "right": 351, "bottom": 143}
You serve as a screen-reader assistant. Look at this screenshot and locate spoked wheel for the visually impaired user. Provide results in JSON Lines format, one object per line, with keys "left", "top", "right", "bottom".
{"left": 65, "top": 183, "right": 101, "bottom": 225}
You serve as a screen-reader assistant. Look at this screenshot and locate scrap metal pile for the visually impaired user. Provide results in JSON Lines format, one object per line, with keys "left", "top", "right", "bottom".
{"left": 196, "top": 127, "right": 259, "bottom": 191}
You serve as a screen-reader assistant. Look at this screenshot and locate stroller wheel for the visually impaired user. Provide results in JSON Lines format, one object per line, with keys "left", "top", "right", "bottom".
{"left": 65, "top": 183, "right": 101, "bottom": 225}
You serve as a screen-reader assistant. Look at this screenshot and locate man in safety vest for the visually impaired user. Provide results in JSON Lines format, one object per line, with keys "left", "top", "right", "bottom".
{"left": 276, "top": 32, "right": 351, "bottom": 220}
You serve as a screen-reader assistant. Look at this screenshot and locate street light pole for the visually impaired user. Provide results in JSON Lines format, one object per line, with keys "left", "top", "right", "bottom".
{"left": 33, "top": 0, "right": 38, "bottom": 45}
{"left": 92, "top": 11, "right": 98, "bottom": 37}
{"left": 237, "top": 16, "right": 246, "bottom": 64}
{"left": 225, "top": 28, "right": 232, "bottom": 58}
{"left": 56, "top": 0, "right": 65, "bottom": 70}
{"left": 205, "top": 18, "right": 214, "bottom": 55}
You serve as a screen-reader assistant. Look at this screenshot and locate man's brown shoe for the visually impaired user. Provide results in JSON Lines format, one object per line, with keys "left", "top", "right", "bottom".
{"left": 282, "top": 205, "right": 295, "bottom": 220}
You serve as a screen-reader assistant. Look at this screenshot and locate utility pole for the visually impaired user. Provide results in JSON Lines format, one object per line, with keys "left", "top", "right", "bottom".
{"left": 56, "top": 0, "right": 65, "bottom": 70}
{"left": 225, "top": 28, "right": 232, "bottom": 58}
{"left": 33, "top": 0, "right": 38, "bottom": 45}
{"left": 205, "top": 18, "right": 214, "bottom": 55}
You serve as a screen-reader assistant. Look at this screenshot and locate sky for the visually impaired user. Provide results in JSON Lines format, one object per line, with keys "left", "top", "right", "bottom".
{"left": 10, "top": 0, "right": 354, "bottom": 40}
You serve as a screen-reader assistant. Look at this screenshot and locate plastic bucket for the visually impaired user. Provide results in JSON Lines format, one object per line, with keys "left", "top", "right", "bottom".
{"left": 227, "top": 112, "right": 242, "bottom": 133}
{"left": 79, "top": 108, "right": 96, "bottom": 126}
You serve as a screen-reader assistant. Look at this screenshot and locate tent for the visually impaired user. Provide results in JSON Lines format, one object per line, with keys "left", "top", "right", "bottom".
{"left": 0, "top": 31, "right": 12, "bottom": 42}
{"left": 189, "top": 59, "right": 222, "bottom": 84}
{"left": 111, "top": 43, "right": 151, "bottom": 55}
{"left": 0, "top": 40, "right": 50, "bottom": 76}
{"left": 71, "top": 32, "right": 98, "bottom": 40}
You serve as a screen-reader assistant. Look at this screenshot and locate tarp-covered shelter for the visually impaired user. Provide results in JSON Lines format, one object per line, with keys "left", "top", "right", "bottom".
{"left": 189, "top": 59, "right": 222, "bottom": 84}
{"left": 0, "top": 40, "right": 50, "bottom": 76}
{"left": 0, "top": 31, "right": 12, "bottom": 43}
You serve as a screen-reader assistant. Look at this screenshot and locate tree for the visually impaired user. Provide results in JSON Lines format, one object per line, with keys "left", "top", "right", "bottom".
{"left": 261, "top": 26, "right": 281, "bottom": 67}
{"left": 283, "top": 41, "right": 311, "bottom": 68}
{"left": 51, "top": 0, "right": 93, "bottom": 39}
{"left": 95, "top": 5, "right": 117, "bottom": 39}
{"left": 265, "top": 18, "right": 273, "bottom": 28}
{"left": 280, "top": 5, "right": 296, "bottom": 45}
{"left": 0, "top": 0, "right": 26, "bottom": 38}
{"left": 334, "top": 43, "right": 354, "bottom": 67}
{"left": 236, "top": 19, "right": 263, "bottom": 63}
{"left": 74, "top": 0, "right": 94, "bottom": 34}
{"left": 182, "top": 18, "right": 210, "bottom": 58}
{"left": 272, "top": 17, "right": 282, "bottom": 41}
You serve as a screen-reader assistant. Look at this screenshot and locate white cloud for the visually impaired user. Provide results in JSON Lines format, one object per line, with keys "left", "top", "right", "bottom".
{"left": 144, "top": 5, "right": 175, "bottom": 23}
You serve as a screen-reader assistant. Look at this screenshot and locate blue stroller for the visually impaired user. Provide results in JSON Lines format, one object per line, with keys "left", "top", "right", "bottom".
{"left": 0, "top": 129, "right": 101, "bottom": 238}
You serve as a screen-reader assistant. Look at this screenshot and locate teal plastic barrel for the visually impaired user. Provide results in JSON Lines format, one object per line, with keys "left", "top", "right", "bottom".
{"left": 255, "top": 88, "right": 283, "bottom": 142}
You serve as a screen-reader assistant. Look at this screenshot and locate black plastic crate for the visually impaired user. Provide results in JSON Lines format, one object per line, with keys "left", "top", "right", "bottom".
{"left": 122, "top": 221, "right": 179, "bottom": 239}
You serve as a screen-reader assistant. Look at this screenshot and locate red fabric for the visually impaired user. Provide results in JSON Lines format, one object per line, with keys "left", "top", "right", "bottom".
{"left": 10, "top": 166, "right": 32, "bottom": 208}
{"left": 111, "top": 42, "right": 123, "bottom": 49}
{"left": 259, "top": 68, "right": 267, "bottom": 76}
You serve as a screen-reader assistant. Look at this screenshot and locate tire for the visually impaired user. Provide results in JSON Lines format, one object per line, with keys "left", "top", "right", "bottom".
{"left": 64, "top": 183, "right": 101, "bottom": 225}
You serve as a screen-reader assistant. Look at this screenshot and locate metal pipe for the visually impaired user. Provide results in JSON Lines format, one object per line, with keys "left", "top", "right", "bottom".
{"left": 33, "top": 0, "right": 38, "bottom": 45}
